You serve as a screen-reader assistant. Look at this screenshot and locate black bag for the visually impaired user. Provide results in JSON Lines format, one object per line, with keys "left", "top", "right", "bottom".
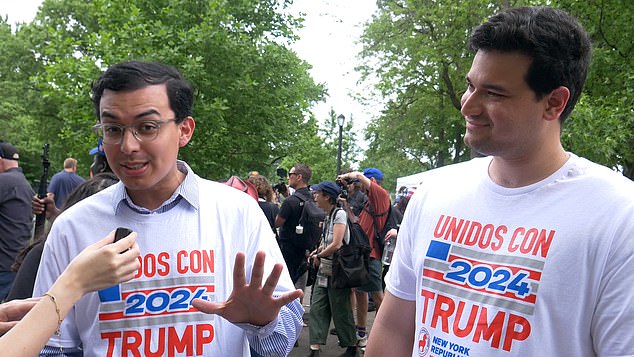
{"left": 305, "top": 260, "right": 318, "bottom": 287}
{"left": 366, "top": 203, "right": 398, "bottom": 256}
{"left": 295, "top": 191, "right": 326, "bottom": 251}
{"left": 331, "top": 213, "right": 371, "bottom": 289}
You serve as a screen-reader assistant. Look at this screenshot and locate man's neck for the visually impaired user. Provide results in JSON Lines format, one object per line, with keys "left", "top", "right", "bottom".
{"left": 293, "top": 183, "right": 308, "bottom": 190}
{"left": 489, "top": 147, "right": 569, "bottom": 188}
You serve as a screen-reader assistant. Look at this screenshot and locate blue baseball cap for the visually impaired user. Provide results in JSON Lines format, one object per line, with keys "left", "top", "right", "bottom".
{"left": 363, "top": 167, "right": 384, "bottom": 181}
{"left": 89, "top": 138, "right": 105, "bottom": 156}
{"left": 311, "top": 180, "right": 341, "bottom": 198}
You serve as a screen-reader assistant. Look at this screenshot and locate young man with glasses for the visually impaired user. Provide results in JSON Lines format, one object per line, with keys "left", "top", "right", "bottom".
{"left": 33, "top": 61, "right": 303, "bottom": 356}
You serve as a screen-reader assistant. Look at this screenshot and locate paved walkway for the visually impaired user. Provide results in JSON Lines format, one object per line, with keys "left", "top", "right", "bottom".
{"left": 289, "top": 286, "right": 376, "bottom": 357}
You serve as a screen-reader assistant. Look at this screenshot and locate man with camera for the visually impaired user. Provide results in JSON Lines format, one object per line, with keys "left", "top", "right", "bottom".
{"left": 337, "top": 168, "right": 391, "bottom": 348}
{"left": 275, "top": 163, "right": 314, "bottom": 290}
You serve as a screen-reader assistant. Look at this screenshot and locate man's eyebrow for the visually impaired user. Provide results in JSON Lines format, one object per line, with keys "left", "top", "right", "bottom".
{"left": 135, "top": 109, "right": 161, "bottom": 119}
{"left": 100, "top": 109, "right": 161, "bottom": 120}
{"left": 466, "top": 75, "right": 510, "bottom": 94}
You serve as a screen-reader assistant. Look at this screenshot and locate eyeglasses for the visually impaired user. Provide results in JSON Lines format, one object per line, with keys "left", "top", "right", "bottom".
{"left": 92, "top": 119, "right": 177, "bottom": 145}
{"left": 288, "top": 172, "right": 299, "bottom": 177}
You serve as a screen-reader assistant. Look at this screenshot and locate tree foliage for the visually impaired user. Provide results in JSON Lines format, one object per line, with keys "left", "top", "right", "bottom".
{"left": 1, "top": 0, "right": 339, "bottom": 184}
{"left": 359, "top": 0, "right": 634, "bottom": 186}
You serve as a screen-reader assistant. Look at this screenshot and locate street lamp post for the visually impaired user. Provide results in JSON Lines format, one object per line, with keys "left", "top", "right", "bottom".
{"left": 336, "top": 114, "right": 345, "bottom": 175}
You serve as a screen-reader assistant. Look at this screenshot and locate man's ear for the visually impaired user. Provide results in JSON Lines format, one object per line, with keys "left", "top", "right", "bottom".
{"left": 544, "top": 86, "right": 570, "bottom": 122}
{"left": 178, "top": 117, "right": 196, "bottom": 147}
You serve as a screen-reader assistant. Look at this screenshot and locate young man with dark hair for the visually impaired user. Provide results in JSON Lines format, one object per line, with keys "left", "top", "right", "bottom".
{"left": 366, "top": 7, "right": 634, "bottom": 356}
{"left": 33, "top": 60, "right": 303, "bottom": 356}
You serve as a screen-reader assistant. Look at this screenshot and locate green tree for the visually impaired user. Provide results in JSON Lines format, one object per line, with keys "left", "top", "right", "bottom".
{"left": 276, "top": 108, "right": 361, "bottom": 185}
{"left": 359, "top": 0, "right": 633, "bottom": 182}
{"left": 3, "top": 0, "right": 327, "bottom": 182}
{"left": 357, "top": 0, "right": 513, "bottom": 190}
{"left": 555, "top": 0, "right": 634, "bottom": 178}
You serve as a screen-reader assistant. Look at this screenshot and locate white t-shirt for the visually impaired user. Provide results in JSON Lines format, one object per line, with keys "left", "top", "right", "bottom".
{"left": 33, "top": 164, "right": 302, "bottom": 356}
{"left": 387, "top": 154, "right": 634, "bottom": 357}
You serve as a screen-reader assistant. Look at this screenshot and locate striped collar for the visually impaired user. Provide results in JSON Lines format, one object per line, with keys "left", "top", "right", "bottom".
{"left": 112, "top": 160, "right": 199, "bottom": 214}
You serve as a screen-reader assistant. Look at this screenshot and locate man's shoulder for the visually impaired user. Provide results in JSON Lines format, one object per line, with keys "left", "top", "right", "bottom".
{"left": 569, "top": 155, "right": 634, "bottom": 200}
{"left": 0, "top": 168, "right": 31, "bottom": 186}
{"left": 368, "top": 181, "right": 390, "bottom": 202}
{"left": 282, "top": 191, "right": 304, "bottom": 205}
{"left": 70, "top": 172, "right": 85, "bottom": 181}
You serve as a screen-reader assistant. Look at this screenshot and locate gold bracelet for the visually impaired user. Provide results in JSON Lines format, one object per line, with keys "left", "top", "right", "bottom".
{"left": 43, "top": 292, "right": 62, "bottom": 337}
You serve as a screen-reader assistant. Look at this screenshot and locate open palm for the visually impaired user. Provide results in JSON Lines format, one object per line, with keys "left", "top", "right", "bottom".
{"left": 192, "top": 251, "right": 302, "bottom": 326}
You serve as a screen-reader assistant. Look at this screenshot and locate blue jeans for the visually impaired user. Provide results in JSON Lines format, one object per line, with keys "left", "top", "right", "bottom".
{"left": 0, "top": 271, "right": 17, "bottom": 301}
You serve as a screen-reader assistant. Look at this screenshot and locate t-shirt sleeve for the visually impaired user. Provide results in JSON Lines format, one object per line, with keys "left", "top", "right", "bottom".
{"left": 591, "top": 217, "right": 634, "bottom": 355}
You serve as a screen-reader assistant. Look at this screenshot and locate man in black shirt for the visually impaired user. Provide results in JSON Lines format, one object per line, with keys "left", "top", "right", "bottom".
{"left": 0, "top": 142, "right": 35, "bottom": 300}
{"left": 275, "top": 163, "right": 314, "bottom": 289}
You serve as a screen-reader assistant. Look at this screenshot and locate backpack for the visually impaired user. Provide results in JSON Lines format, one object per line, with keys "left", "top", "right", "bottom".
{"left": 331, "top": 208, "right": 371, "bottom": 289}
{"left": 366, "top": 203, "right": 399, "bottom": 255}
{"left": 294, "top": 190, "right": 326, "bottom": 251}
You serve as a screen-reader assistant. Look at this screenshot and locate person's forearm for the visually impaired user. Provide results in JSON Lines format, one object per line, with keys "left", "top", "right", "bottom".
{"left": 340, "top": 171, "right": 371, "bottom": 190}
{"left": 365, "top": 291, "right": 416, "bottom": 356}
{"left": 0, "top": 271, "right": 82, "bottom": 356}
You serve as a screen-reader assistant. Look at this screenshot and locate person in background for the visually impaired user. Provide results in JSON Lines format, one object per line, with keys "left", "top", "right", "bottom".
{"left": 340, "top": 169, "right": 367, "bottom": 217}
{"left": 248, "top": 174, "right": 280, "bottom": 237}
{"left": 33, "top": 60, "right": 302, "bottom": 356}
{"left": 306, "top": 181, "right": 357, "bottom": 357}
{"left": 89, "top": 138, "right": 112, "bottom": 177}
{"left": 275, "top": 163, "right": 315, "bottom": 289}
{"left": 47, "top": 158, "right": 85, "bottom": 208}
{"left": 0, "top": 142, "right": 35, "bottom": 301}
{"left": 380, "top": 195, "right": 408, "bottom": 290}
{"left": 366, "top": 6, "right": 634, "bottom": 356}
{"left": 8, "top": 172, "right": 120, "bottom": 301}
{"left": 0, "top": 230, "right": 140, "bottom": 357}
{"left": 336, "top": 168, "right": 391, "bottom": 349}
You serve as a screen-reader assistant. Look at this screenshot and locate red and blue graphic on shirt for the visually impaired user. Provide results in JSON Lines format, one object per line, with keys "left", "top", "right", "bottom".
{"left": 418, "top": 214, "right": 554, "bottom": 355}
{"left": 97, "top": 249, "right": 216, "bottom": 356}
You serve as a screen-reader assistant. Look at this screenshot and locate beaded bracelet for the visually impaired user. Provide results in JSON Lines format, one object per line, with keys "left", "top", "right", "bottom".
{"left": 43, "top": 292, "right": 62, "bottom": 337}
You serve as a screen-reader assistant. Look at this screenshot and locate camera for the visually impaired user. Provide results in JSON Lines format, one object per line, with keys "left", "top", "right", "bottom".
{"left": 273, "top": 167, "right": 289, "bottom": 196}
{"left": 336, "top": 179, "right": 349, "bottom": 199}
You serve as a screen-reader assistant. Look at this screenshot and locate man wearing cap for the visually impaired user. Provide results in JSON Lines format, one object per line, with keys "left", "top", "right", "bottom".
{"left": 47, "top": 158, "right": 86, "bottom": 208}
{"left": 307, "top": 180, "right": 357, "bottom": 357}
{"left": 0, "top": 142, "right": 35, "bottom": 300}
{"left": 337, "top": 167, "right": 391, "bottom": 348}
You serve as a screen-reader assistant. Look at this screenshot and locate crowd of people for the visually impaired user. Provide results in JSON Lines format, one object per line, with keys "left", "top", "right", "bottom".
{"left": 0, "top": 5, "right": 633, "bottom": 357}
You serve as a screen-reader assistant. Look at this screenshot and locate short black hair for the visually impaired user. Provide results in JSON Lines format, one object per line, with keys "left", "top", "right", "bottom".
{"left": 91, "top": 60, "right": 193, "bottom": 123}
{"left": 468, "top": 6, "right": 591, "bottom": 123}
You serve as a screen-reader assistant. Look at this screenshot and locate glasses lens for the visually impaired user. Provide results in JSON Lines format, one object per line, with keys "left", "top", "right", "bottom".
{"left": 135, "top": 121, "right": 160, "bottom": 141}
{"left": 98, "top": 124, "right": 123, "bottom": 144}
